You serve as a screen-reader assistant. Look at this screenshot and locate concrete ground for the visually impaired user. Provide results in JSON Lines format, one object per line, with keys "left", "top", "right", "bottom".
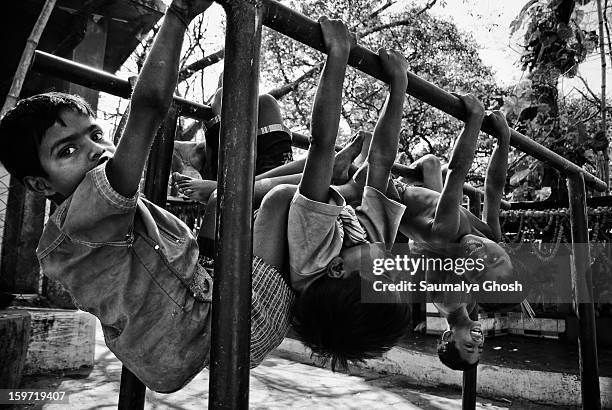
{"left": 11, "top": 322, "right": 569, "bottom": 410}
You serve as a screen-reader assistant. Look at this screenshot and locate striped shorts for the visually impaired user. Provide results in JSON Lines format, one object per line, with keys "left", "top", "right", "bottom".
{"left": 197, "top": 255, "right": 295, "bottom": 367}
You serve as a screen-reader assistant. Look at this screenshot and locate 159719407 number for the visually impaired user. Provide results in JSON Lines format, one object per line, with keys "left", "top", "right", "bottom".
{"left": 0, "top": 390, "right": 69, "bottom": 404}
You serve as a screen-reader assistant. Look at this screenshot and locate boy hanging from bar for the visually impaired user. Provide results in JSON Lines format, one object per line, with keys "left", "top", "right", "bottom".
{"left": 393, "top": 104, "right": 516, "bottom": 370}
{"left": 284, "top": 16, "right": 412, "bottom": 370}
{"left": 203, "top": 73, "right": 294, "bottom": 178}
{"left": 171, "top": 76, "right": 295, "bottom": 187}
{"left": 0, "top": 0, "right": 295, "bottom": 393}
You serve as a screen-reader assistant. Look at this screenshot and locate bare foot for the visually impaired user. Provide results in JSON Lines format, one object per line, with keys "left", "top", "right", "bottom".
{"left": 353, "top": 130, "right": 372, "bottom": 166}
{"left": 332, "top": 130, "right": 367, "bottom": 185}
{"left": 352, "top": 163, "right": 367, "bottom": 188}
{"left": 335, "top": 163, "right": 366, "bottom": 205}
{"left": 173, "top": 172, "right": 217, "bottom": 204}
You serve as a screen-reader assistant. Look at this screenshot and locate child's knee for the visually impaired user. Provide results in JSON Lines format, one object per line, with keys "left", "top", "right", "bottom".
{"left": 419, "top": 154, "right": 441, "bottom": 172}
{"left": 261, "top": 184, "right": 296, "bottom": 208}
{"left": 212, "top": 87, "right": 223, "bottom": 115}
{"left": 258, "top": 94, "right": 283, "bottom": 126}
{"left": 205, "top": 189, "right": 218, "bottom": 208}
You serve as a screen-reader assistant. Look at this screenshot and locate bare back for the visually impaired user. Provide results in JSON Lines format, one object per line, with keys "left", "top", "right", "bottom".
{"left": 399, "top": 186, "right": 493, "bottom": 251}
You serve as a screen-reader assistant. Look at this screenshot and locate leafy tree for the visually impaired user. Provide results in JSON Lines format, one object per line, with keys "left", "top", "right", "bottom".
{"left": 505, "top": 0, "right": 603, "bottom": 200}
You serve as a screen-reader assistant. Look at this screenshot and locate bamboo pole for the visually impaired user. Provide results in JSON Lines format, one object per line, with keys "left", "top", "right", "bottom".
{"left": 1, "top": 0, "right": 57, "bottom": 116}
{"left": 596, "top": 0, "right": 609, "bottom": 192}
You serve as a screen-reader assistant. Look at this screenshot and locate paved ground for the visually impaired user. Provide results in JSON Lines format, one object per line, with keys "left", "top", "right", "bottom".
{"left": 11, "top": 322, "right": 569, "bottom": 410}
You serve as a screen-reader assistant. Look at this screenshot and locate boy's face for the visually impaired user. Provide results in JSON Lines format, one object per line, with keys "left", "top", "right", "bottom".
{"left": 446, "top": 322, "right": 484, "bottom": 364}
{"left": 335, "top": 243, "right": 389, "bottom": 280}
{"left": 459, "top": 234, "right": 513, "bottom": 283}
{"left": 29, "top": 109, "right": 115, "bottom": 200}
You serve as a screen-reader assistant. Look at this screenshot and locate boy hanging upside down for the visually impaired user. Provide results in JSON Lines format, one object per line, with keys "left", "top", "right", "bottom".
{"left": 286, "top": 17, "right": 412, "bottom": 370}
{"left": 396, "top": 101, "right": 513, "bottom": 370}
{"left": 0, "top": 0, "right": 294, "bottom": 393}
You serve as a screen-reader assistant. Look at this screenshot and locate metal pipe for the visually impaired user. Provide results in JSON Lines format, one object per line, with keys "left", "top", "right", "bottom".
{"left": 31, "top": 50, "right": 214, "bottom": 121}
{"left": 118, "top": 367, "right": 145, "bottom": 410}
{"left": 30, "top": 49, "right": 561, "bottom": 207}
{"left": 462, "top": 192, "right": 481, "bottom": 410}
{"left": 566, "top": 173, "right": 601, "bottom": 410}
{"left": 208, "top": 1, "right": 263, "bottom": 408}
{"left": 262, "top": 0, "right": 606, "bottom": 192}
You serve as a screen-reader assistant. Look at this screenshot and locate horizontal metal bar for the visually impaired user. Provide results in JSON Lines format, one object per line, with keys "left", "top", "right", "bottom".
{"left": 32, "top": 52, "right": 501, "bottom": 204}
{"left": 31, "top": 50, "right": 214, "bottom": 121}
{"left": 31, "top": 49, "right": 594, "bottom": 199}
{"left": 262, "top": 0, "right": 607, "bottom": 192}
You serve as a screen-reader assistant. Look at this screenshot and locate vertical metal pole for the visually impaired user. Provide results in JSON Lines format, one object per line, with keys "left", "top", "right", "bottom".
{"left": 118, "top": 367, "right": 146, "bottom": 410}
{"left": 566, "top": 173, "right": 601, "bottom": 410}
{"left": 209, "top": 0, "right": 262, "bottom": 408}
{"left": 118, "top": 104, "right": 179, "bottom": 410}
{"left": 462, "top": 192, "right": 480, "bottom": 410}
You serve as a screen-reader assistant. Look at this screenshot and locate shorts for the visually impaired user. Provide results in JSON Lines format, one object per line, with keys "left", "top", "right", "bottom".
{"left": 256, "top": 130, "right": 293, "bottom": 174}
{"left": 197, "top": 254, "right": 295, "bottom": 368}
{"left": 204, "top": 117, "right": 293, "bottom": 177}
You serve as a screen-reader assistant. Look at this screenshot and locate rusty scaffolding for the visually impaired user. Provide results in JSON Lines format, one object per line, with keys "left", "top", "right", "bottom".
{"left": 22, "top": 0, "right": 605, "bottom": 408}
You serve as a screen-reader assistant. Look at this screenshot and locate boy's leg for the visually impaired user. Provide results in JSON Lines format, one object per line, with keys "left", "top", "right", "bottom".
{"left": 255, "top": 159, "right": 305, "bottom": 180}
{"left": 255, "top": 94, "right": 294, "bottom": 174}
{"left": 197, "top": 190, "right": 219, "bottom": 257}
{"left": 412, "top": 154, "right": 443, "bottom": 192}
{"left": 253, "top": 184, "right": 298, "bottom": 268}
{"left": 255, "top": 131, "right": 365, "bottom": 182}
{"left": 257, "top": 93, "right": 284, "bottom": 129}
{"left": 173, "top": 173, "right": 218, "bottom": 203}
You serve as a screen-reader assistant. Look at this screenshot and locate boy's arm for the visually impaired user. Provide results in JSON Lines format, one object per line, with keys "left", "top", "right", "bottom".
{"left": 299, "top": 17, "right": 354, "bottom": 203}
{"left": 431, "top": 94, "right": 484, "bottom": 238}
{"left": 482, "top": 111, "right": 511, "bottom": 241}
{"left": 365, "top": 49, "right": 408, "bottom": 192}
{"left": 107, "top": 0, "right": 212, "bottom": 198}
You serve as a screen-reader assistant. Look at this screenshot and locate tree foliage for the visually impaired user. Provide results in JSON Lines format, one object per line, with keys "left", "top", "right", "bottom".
{"left": 504, "top": 0, "right": 605, "bottom": 200}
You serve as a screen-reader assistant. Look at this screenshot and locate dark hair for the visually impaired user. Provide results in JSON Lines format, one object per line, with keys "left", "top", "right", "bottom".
{"left": 437, "top": 338, "right": 479, "bottom": 371}
{"left": 0, "top": 92, "right": 95, "bottom": 183}
{"left": 292, "top": 273, "right": 411, "bottom": 371}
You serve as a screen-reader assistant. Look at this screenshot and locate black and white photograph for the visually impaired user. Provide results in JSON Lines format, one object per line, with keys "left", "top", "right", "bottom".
{"left": 0, "top": 0, "right": 611, "bottom": 408}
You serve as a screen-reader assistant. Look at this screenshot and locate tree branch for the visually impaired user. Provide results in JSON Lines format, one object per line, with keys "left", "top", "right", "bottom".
{"left": 574, "top": 87, "right": 600, "bottom": 105}
{"left": 576, "top": 75, "right": 601, "bottom": 105}
{"left": 360, "top": 17, "right": 412, "bottom": 37}
{"left": 178, "top": 49, "right": 225, "bottom": 83}
{"left": 360, "top": 1, "right": 437, "bottom": 37}
{"left": 177, "top": 120, "right": 202, "bottom": 141}
{"left": 267, "top": 64, "right": 321, "bottom": 99}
